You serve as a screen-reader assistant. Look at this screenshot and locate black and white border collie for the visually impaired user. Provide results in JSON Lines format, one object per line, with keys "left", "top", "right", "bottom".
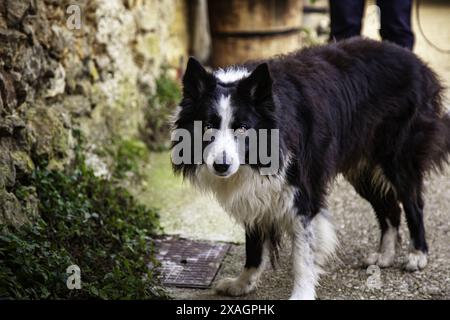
{"left": 171, "top": 37, "right": 450, "bottom": 299}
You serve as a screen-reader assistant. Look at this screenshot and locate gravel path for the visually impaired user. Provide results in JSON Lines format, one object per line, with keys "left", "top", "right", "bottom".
{"left": 169, "top": 168, "right": 450, "bottom": 300}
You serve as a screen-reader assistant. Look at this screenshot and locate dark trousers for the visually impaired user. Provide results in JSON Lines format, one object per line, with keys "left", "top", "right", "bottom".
{"left": 329, "top": 0, "right": 414, "bottom": 50}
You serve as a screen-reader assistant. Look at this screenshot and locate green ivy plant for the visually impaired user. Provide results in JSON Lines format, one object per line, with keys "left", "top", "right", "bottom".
{"left": 141, "top": 71, "right": 182, "bottom": 151}
{"left": 0, "top": 134, "right": 167, "bottom": 299}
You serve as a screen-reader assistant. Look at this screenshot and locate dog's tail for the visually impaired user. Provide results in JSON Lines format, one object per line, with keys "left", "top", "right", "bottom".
{"left": 431, "top": 110, "right": 450, "bottom": 171}
{"left": 444, "top": 111, "right": 450, "bottom": 149}
{"left": 444, "top": 111, "right": 450, "bottom": 154}
{"left": 422, "top": 67, "right": 450, "bottom": 171}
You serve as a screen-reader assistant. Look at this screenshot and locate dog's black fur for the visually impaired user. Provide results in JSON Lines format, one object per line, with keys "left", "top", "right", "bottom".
{"left": 173, "top": 37, "right": 450, "bottom": 276}
{"left": 264, "top": 37, "right": 450, "bottom": 255}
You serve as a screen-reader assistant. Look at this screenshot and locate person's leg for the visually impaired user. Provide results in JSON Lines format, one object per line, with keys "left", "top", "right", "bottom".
{"left": 377, "top": 0, "right": 414, "bottom": 49}
{"left": 329, "top": 0, "right": 365, "bottom": 41}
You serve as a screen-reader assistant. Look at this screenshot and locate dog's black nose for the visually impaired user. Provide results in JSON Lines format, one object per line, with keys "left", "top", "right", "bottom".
{"left": 213, "top": 162, "right": 230, "bottom": 173}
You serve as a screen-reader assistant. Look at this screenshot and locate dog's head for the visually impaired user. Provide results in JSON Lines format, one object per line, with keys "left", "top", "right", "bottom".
{"left": 171, "top": 58, "right": 278, "bottom": 179}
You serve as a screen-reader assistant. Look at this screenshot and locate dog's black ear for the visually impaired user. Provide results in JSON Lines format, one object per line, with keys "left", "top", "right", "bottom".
{"left": 182, "top": 57, "right": 215, "bottom": 101}
{"left": 237, "top": 63, "right": 273, "bottom": 102}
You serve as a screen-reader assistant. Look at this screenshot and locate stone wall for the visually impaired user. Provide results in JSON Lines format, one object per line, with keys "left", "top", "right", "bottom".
{"left": 0, "top": 0, "right": 189, "bottom": 225}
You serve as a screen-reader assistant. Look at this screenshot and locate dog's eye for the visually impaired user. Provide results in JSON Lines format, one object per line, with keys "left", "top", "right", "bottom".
{"left": 236, "top": 125, "right": 248, "bottom": 134}
{"left": 204, "top": 124, "right": 213, "bottom": 132}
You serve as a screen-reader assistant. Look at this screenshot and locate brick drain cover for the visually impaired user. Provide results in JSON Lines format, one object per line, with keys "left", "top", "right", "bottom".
{"left": 154, "top": 236, "right": 230, "bottom": 288}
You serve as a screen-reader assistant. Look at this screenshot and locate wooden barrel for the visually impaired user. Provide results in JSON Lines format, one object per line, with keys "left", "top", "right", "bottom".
{"left": 208, "top": 0, "right": 303, "bottom": 67}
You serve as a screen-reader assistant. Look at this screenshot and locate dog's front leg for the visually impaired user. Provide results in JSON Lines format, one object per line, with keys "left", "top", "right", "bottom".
{"left": 215, "top": 228, "right": 266, "bottom": 296}
{"left": 290, "top": 216, "right": 318, "bottom": 300}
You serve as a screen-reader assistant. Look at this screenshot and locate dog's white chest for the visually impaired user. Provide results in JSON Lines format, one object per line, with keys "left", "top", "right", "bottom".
{"left": 194, "top": 166, "right": 297, "bottom": 228}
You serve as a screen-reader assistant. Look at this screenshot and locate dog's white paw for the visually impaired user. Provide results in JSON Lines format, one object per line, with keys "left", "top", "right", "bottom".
{"left": 365, "top": 251, "right": 395, "bottom": 268}
{"left": 365, "top": 226, "right": 399, "bottom": 268}
{"left": 215, "top": 277, "right": 255, "bottom": 296}
{"left": 289, "top": 292, "right": 316, "bottom": 300}
{"left": 405, "top": 251, "right": 427, "bottom": 271}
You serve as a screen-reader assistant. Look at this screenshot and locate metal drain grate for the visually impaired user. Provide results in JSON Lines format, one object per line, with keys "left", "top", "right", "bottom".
{"left": 154, "top": 237, "right": 230, "bottom": 288}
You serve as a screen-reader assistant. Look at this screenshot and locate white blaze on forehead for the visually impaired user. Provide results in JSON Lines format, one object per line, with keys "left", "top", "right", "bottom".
{"left": 218, "top": 95, "right": 233, "bottom": 130}
{"left": 204, "top": 94, "right": 240, "bottom": 173}
{"left": 214, "top": 67, "right": 250, "bottom": 83}
{"left": 214, "top": 94, "right": 235, "bottom": 154}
